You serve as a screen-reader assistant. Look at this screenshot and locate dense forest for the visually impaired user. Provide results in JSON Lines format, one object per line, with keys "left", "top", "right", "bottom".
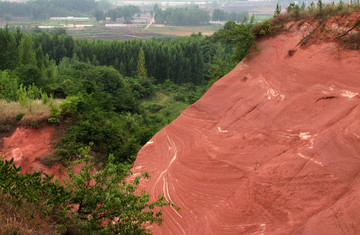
{"left": 212, "top": 8, "right": 248, "bottom": 22}
{"left": 0, "top": 0, "right": 98, "bottom": 20}
{"left": 0, "top": 20, "right": 241, "bottom": 233}
{"left": 0, "top": 0, "right": 250, "bottom": 26}
{"left": 0, "top": 22, "right": 238, "bottom": 233}
{"left": 105, "top": 5, "right": 141, "bottom": 22}
{"left": 0, "top": 25, "right": 236, "bottom": 164}
{"left": 154, "top": 5, "right": 210, "bottom": 26}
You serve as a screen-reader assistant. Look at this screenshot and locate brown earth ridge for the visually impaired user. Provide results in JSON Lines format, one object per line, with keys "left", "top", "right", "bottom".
{"left": 131, "top": 22, "right": 360, "bottom": 234}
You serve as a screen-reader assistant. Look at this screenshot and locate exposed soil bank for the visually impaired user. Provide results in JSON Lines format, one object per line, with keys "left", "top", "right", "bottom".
{"left": 132, "top": 26, "right": 360, "bottom": 234}
{"left": 1, "top": 126, "right": 65, "bottom": 177}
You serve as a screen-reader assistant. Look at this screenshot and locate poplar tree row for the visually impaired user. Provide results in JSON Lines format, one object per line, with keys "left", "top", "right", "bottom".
{"left": 1, "top": 27, "right": 233, "bottom": 86}
{"left": 0, "top": 0, "right": 97, "bottom": 20}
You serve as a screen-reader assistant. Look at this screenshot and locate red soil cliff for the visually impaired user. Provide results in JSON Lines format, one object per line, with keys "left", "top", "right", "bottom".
{"left": 2, "top": 126, "right": 65, "bottom": 177}
{"left": 132, "top": 25, "right": 360, "bottom": 233}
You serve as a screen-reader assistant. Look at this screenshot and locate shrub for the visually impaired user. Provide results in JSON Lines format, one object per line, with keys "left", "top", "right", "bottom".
{"left": 65, "top": 147, "right": 175, "bottom": 234}
{"left": 1, "top": 147, "right": 176, "bottom": 234}
{"left": 31, "top": 120, "right": 41, "bottom": 129}
{"left": 214, "top": 16, "right": 256, "bottom": 61}
{"left": 287, "top": 3, "right": 301, "bottom": 18}
{"left": 48, "top": 105, "right": 60, "bottom": 125}
{"left": 0, "top": 71, "right": 18, "bottom": 102}
{"left": 59, "top": 95, "right": 79, "bottom": 119}
{"left": 15, "top": 113, "right": 25, "bottom": 121}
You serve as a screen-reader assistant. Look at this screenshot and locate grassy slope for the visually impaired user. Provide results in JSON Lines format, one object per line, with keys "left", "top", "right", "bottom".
{"left": 0, "top": 100, "right": 54, "bottom": 141}
{"left": 142, "top": 90, "right": 191, "bottom": 133}
{"left": 0, "top": 194, "right": 57, "bottom": 235}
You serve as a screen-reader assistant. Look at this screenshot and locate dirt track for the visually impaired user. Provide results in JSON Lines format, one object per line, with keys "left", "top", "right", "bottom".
{"left": 132, "top": 27, "right": 360, "bottom": 234}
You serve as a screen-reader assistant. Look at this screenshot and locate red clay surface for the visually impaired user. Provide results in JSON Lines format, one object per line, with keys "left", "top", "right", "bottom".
{"left": 132, "top": 29, "right": 360, "bottom": 233}
{"left": 1, "top": 126, "right": 65, "bottom": 177}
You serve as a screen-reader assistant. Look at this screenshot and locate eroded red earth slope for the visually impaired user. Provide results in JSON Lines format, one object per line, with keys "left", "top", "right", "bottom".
{"left": 132, "top": 28, "right": 360, "bottom": 233}
{"left": 2, "top": 126, "right": 66, "bottom": 177}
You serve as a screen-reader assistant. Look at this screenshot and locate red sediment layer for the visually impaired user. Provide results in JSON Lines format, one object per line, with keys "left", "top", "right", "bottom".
{"left": 132, "top": 31, "right": 360, "bottom": 234}
{"left": 2, "top": 126, "right": 65, "bottom": 177}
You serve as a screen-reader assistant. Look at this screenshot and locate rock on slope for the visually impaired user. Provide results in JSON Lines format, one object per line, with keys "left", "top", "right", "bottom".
{"left": 132, "top": 28, "right": 360, "bottom": 233}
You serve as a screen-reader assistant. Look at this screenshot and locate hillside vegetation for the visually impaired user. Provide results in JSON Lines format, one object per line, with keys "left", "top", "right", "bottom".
{"left": 0, "top": 19, "right": 235, "bottom": 234}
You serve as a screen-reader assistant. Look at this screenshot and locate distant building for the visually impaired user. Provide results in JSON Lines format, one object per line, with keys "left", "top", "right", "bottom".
{"left": 115, "top": 17, "right": 125, "bottom": 23}
{"left": 209, "top": 21, "right": 225, "bottom": 25}
{"left": 141, "top": 13, "right": 151, "bottom": 18}
{"left": 38, "top": 26, "right": 55, "bottom": 29}
{"left": 50, "top": 16, "right": 90, "bottom": 21}
{"left": 105, "top": 24, "right": 127, "bottom": 28}
{"left": 133, "top": 18, "right": 147, "bottom": 24}
{"left": 132, "top": 16, "right": 149, "bottom": 25}
{"left": 105, "top": 24, "right": 137, "bottom": 28}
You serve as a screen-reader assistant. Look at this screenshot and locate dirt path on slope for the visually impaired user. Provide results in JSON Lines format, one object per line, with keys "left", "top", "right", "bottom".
{"left": 145, "top": 15, "right": 155, "bottom": 30}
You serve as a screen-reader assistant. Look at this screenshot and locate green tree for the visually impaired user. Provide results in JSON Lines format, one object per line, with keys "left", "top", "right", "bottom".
{"left": 3, "top": 13, "right": 12, "bottom": 22}
{"left": 18, "top": 35, "right": 37, "bottom": 66}
{"left": 317, "top": 0, "right": 324, "bottom": 17}
{"left": 214, "top": 17, "right": 256, "bottom": 61}
{"left": 35, "top": 46, "right": 45, "bottom": 69}
{"left": 0, "top": 71, "right": 18, "bottom": 102}
{"left": 137, "top": 47, "right": 147, "bottom": 78}
{"left": 0, "top": 25, "right": 18, "bottom": 70}
{"left": 300, "top": 2, "right": 306, "bottom": 11}
{"left": 274, "top": 4, "right": 281, "bottom": 17}
{"left": 92, "top": 9, "right": 104, "bottom": 22}
{"left": 65, "top": 146, "right": 173, "bottom": 234}
{"left": 207, "top": 46, "right": 237, "bottom": 87}
{"left": 16, "top": 64, "right": 42, "bottom": 87}
{"left": 16, "top": 83, "right": 43, "bottom": 111}
{"left": 1, "top": 146, "right": 174, "bottom": 234}
{"left": 212, "top": 8, "right": 226, "bottom": 21}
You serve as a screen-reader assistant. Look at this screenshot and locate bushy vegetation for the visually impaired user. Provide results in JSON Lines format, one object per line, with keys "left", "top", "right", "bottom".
{"left": 214, "top": 17, "right": 257, "bottom": 61}
{"left": 0, "top": 146, "right": 173, "bottom": 234}
{"left": 154, "top": 5, "right": 210, "bottom": 26}
{"left": 280, "top": 0, "right": 360, "bottom": 20}
{"left": 0, "top": 25, "right": 236, "bottom": 164}
{"left": 267, "top": 0, "right": 360, "bottom": 49}
{"left": 106, "top": 5, "right": 140, "bottom": 22}
{"left": 212, "top": 9, "right": 248, "bottom": 22}
{"left": 214, "top": 0, "right": 360, "bottom": 61}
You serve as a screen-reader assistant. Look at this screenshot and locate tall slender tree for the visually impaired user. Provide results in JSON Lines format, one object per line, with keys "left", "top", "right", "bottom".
{"left": 18, "top": 35, "right": 36, "bottom": 66}
{"left": 137, "top": 47, "right": 147, "bottom": 77}
{"left": 0, "top": 25, "right": 18, "bottom": 70}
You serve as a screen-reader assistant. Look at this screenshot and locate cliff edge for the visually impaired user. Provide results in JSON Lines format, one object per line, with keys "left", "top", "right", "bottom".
{"left": 132, "top": 17, "right": 360, "bottom": 234}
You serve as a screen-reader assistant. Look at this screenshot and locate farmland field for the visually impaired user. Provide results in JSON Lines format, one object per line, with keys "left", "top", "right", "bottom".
{"left": 68, "top": 26, "right": 166, "bottom": 40}
{"left": 67, "top": 24, "right": 223, "bottom": 40}
{"left": 146, "top": 25, "right": 223, "bottom": 36}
